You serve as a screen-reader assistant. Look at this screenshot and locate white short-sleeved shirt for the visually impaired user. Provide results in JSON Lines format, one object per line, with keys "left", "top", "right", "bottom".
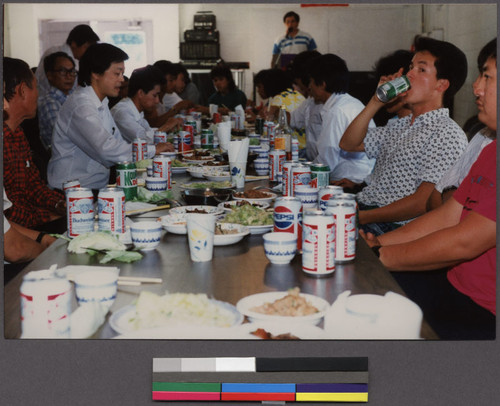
{"left": 291, "top": 96, "right": 324, "bottom": 161}
{"left": 3, "top": 189, "right": 12, "bottom": 233}
{"left": 162, "top": 92, "right": 182, "bottom": 111}
{"left": 358, "top": 108, "right": 468, "bottom": 223}
{"left": 435, "top": 130, "right": 493, "bottom": 192}
{"left": 111, "top": 98, "right": 155, "bottom": 144}
{"left": 312, "top": 93, "right": 376, "bottom": 183}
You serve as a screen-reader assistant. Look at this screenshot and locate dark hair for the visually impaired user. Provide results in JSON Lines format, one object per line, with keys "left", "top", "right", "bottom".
{"left": 177, "top": 63, "right": 192, "bottom": 84}
{"left": 66, "top": 24, "right": 100, "bottom": 47}
{"left": 168, "top": 63, "right": 185, "bottom": 79}
{"left": 373, "top": 49, "right": 414, "bottom": 78}
{"left": 413, "top": 36, "right": 467, "bottom": 108}
{"left": 283, "top": 11, "right": 300, "bottom": 23}
{"left": 254, "top": 68, "right": 293, "bottom": 98}
{"left": 78, "top": 43, "right": 129, "bottom": 86}
{"left": 153, "top": 60, "right": 173, "bottom": 76}
{"left": 210, "top": 65, "right": 236, "bottom": 92}
{"left": 478, "top": 38, "right": 497, "bottom": 70}
{"left": 128, "top": 65, "right": 165, "bottom": 97}
{"left": 289, "top": 50, "right": 322, "bottom": 86}
{"left": 43, "top": 51, "right": 75, "bottom": 74}
{"left": 3, "top": 57, "right": 35, "bottom": 102}
{"left": 309, "top": 54, "right": 350, "bottom": 94}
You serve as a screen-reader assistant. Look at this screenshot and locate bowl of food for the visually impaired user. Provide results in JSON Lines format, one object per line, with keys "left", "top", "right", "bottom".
{"left": 182, "top": 188, "right": 233, "bottom": 206}
{"left": 214, "top": 223, "right": 250, "bottom": 246}
{"left": 232, "top": 189, "right": 277, "bottom": 204}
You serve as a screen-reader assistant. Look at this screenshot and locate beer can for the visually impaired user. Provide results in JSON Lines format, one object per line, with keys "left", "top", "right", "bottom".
{"left": 302, "top": 209, "right": 335, "bottom": 276}
{"left": 332, "top": 193, "right": 359, "bottom": 239}
{"left": 255, "top": 117, "right": 264, "bottom": 135}
{"left": 62, "top": 179, "right": 80, "bottom": 192}
{"left": 310, "top": 163, "right": 331, "bottom": 189}
{"left": 116, "top": 161, "right": 137, "bottom": 200}
{"left": 66, "top": 187, "right": 95, "bottom": 238}
{"left": 269, "top": 149, "right": 286, "bottom": 181}
{"left": 282, "top": 161, "right": 297, "bottom": 197}
{"left": 376, "top": 75, "right": 411, "bottom": 103}
{"left": 132, "top": 138, "right": 148, "bottom": 162}
{"left": 172, "top": 133, "right": 179, "bottom": 152}
{"left": 213, "top": 112, "right": 221, "bottom": 124}
{"left": 178, "top": 130, "right": 192, "bottom": 153}
{"left": 154, "top": 130, "right": 167, "bottom": 144}
{"left": 326, "top": 200, "right": 356, "bottom": 262}
{"left": 153, "top": 155, "right": 172, "bottom": 189}
{"left": 231, "top": 114, "right": 241, "bottom": 130}
{"left": 201, "top": 128, "right": 214, "bottom": 149}
{"left": 318, "top": 185, "right": 343, "bottom": 211}
{"left": 97, "top": 187, "right": 125, "bottom": 234}
{"left": 291, "top": 164, "right": 312, "bottom": 196}
{"left": 264, "top": 121, "right": 276, "bottom": 148}
{"left": 21, "top": 273, "right": 72, "bottom": 338}
{"left": 273, "top": 196, "right": 303, "bottom": 250}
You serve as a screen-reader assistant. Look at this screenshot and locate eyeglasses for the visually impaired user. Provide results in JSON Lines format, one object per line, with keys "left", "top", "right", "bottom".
{"left": 53, "top": 68, "right": 78, "bottom": 77}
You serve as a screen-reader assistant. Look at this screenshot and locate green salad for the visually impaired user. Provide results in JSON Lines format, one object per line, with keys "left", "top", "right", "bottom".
{"left": 182, "top": 181, "right": 233, "bottom": 189}
{"left": 221, "top": 204, "right": 273, "bottom": 226}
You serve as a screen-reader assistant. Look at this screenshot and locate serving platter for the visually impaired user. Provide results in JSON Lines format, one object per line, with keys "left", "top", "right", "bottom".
{"left": 217, "top": 200, "right": 270, "bottom": 213}
{"left": 232, "top": 190, "right": 277, "bottom": 205}
{"left": 169, "top": 205, "right": 225, "bottom": 216}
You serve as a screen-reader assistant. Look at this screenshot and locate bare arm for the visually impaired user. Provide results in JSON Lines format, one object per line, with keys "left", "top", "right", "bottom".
{"left": 359, "top": 181, "right": 436, "bottom": 225}
{"left": 378, "top": 209, "right": 495, "bottom": 271}
{"left": 4, "top": 224, "right": 45, "bottom": 263}
{"left": 271, "top": 54, "right": 279, "bottom": 69}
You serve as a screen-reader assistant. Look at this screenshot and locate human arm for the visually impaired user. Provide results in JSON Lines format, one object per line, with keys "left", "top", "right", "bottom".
{"left": 271, "top": 54, "right": 280, "bottom": 69}
{"left": 158, "top": 117, "right": 183, "bottom": 133}
{"left": 4, "top": 222, "right": 45, "bottom": 263}
{"left": 9, "top": 222, "right": 57, "bottom": 248}
{"left": 359, "top": 181, "right": 436, "bottom": 225}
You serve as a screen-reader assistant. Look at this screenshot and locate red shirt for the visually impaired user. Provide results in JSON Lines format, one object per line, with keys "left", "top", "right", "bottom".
{"left": 3, "top": 123, "right": 63, "bottom": 228}
{"left": 447, "top": 140, "right": 496, "bottom": 314}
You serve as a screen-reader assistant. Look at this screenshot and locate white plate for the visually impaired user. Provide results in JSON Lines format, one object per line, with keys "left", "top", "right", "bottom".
{"left": 171, "top": 166, "right": 188, "bottom": 174}
{"left": 214, "top": 223, "right": 250, "bottom": 246}
{"left": 246, "top": 224, "right": 274, "bottom": 235}
{"left": 204, "top": 172, "right": 231, "bottom": 182}
{"left": 186, "top": 167, "right": 206, "bottom": 178}
{"left": 110, "top": 300, "right": 243, "bottom": 335}
{"left": 169, "top": 205, "right": 224, "bottom": 216}
{"left": 217, "top": 200, "right": 270, "bottom": 213}
{"left": 202, "top": 163, "right": 230, "bottom": 171}
{"left": 182, "top": 157, "right": 215, "bottom": 164}
{"left": 114, "top": 324, "right": 256, "bottom": 340}
{"left": 236, "top": 291, "right": 330, "bottom": 325}
{"left": 232, "top": 191, "right": 277, "bottom": 205}
{"left": 159, "top": 213, "right": 188, "bottom": 234}
{"left": 240, "top": 321, "right": 328, "bottom": 340}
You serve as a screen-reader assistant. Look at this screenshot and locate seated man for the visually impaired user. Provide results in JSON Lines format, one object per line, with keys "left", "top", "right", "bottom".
{"left": 36, "top": 24, "right": 99, "bottom": 98}
{"left": 339, "top": 37, "right": 469, "bottom": 235}
{"left": 37, "top": 51, "right": 77, "bottom": 150}
{"left": 288, "top": 50, "right": 323, "bottom": 160}
{"left": 426, "top": 39, "right": 496, "bottom": 211}
{"left": 3, "top": 57, "right": 66, "bottom": 232}
{"left": 308, "top": 54, "right": 376, "bottom": 183}
{"left": 48, "top": 44, "right": 171, "bottom": 191}
{"left": 363, "top": 42, "right": 496, "bottom": 339}
{"left": 111, "top": 65, "right": 181, "bottom": 144}
{"left": 177, "top": 63, "right": 201, "bottom": 105}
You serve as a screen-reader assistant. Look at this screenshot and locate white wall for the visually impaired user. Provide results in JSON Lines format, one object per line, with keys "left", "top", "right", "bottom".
{"left": 4, "top": 3, "right": 496, "bottom": 126}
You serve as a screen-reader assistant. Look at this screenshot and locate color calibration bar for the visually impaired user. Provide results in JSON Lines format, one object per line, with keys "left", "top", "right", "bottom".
{"left": 152, "top": 357, "right": 368, "bottom": 403}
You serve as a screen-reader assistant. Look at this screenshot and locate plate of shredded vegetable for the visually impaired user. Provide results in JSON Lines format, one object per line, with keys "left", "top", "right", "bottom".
{"left": 220, "top": 204, "right": 273, "bottom": 234}
{"left": 110, "top": 291, "right": 243, "bottom": 334}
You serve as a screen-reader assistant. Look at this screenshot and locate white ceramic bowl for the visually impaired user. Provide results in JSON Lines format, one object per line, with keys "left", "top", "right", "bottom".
{"left": 294, "top": 185, "right": 319, "bottom": 208}
{"left": 74, "top": 269, "right": 118, "bottom": 310}
{"left": 262, "top": 232, "right": 297, "bottom": 265}
{"left": 254, "top": 158, "right": 269, "bottom": 176}
{"left": 214, "top": 223, "right": 250, "bottom": 246}
{"left": 130, "top": 221, "right": 162, "bottom": 250}
{"left": 159, "top": 213, "right": 188, "bottom": 234}
{"left": 145, "top": 177, "right": 168, "bottom": 191}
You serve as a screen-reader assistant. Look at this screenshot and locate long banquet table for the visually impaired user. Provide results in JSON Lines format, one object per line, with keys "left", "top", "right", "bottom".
{"left": 4, "top": 171, "right": 438, "bottom": 339}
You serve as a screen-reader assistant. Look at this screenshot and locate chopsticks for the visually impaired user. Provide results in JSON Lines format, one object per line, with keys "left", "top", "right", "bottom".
{"left": 117, "top": 276, "right": 163, "bottom": 286}
{"left": 125, "top": 204, "right": 170, "bottom": 216}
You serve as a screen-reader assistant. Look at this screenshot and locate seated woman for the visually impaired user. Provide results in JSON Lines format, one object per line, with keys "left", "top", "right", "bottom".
{"left": 206, "top": 64, "right": 247, "bottom": 114}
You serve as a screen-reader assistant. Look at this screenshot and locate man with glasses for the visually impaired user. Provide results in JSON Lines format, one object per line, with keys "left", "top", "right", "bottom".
{"left": 37, "top": 52, "right": 77, "bottom": 150}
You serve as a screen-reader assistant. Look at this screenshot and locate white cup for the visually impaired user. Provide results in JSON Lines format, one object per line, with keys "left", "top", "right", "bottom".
{"left": 295, "top": 185, "right": 319, "bottom": 208}
{"left": 130, "top": 220, "right": 162, "bottom": 251}
{"left": 186, "top": 213, "right": 216, "bottom": 262}
{"left": 74, "top": 269, "right": 118, "bottom": 310}
{"left": 229, "top": 161, "right": 247, "bottom": 188}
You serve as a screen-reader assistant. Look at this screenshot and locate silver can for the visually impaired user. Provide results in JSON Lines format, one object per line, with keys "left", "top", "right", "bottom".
{"left": 291, "top": 164, "right": 311, "bottom": 196}
{"left": 376, "top": 75, "right": 411, "bottom": 103}
{"left": 153, "top": 155, "right": 172, "bottom": 189}
{"left": 154, "top": 130, "right": 168, "bottom": 144}
{"left": 62, "top": 179, "right": 80, "bottom": 192}
{"left": 269, "top": 149, "right": 286, "bottom": 181}
{"left": 97, "top": 187, "right": 125, "bottom": 234}
{"left": 20, "top": 273, "right": 72, "bottom": 338}
{"left": 326, "top": 200, "right": 356, "bottom": 262}
{"left": 282, "top": 161, "right": 297, "bottom": 197}
{"left": 302, "top": 209, "right": 335, "bottom": 276}
{"left": 66, "top": 187, "right": 95, "bottom": 238}
{"left": 273, "top": 196, "right": 303, "bottom": 251}
{"left": 132, "top": 138, "right": 148, "bottom": 162}
{"left": 318, "top": 185, "right": 343, "bottom": 211}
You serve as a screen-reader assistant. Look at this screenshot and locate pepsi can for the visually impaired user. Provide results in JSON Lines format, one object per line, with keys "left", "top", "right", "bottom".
{"left": 318, "top": 185, "right": 343, "bottom": 211}
{"left": 302, "top": 209, "right": 335, "bottom": 276}
{"left": 97, "top": 187, "right": 125, "bottom": 234}
{"left": 66, "top": 187, "right": 95, "bottom": 238}
{"left": 153, "top": 130, "right": 167, "bottom": 144}
{"left": 269, "top": 149, "right": 286, "bottom": 181}
{"left": 178, "top": 130, "right": 192, "bottom": 153}
{"left": 273, "top": 196, "right": 303, "bottom": 250}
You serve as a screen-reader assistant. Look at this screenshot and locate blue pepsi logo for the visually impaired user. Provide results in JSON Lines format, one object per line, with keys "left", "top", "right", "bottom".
{"left": 274, "top": 206, "right": 294, "bottom": 231}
